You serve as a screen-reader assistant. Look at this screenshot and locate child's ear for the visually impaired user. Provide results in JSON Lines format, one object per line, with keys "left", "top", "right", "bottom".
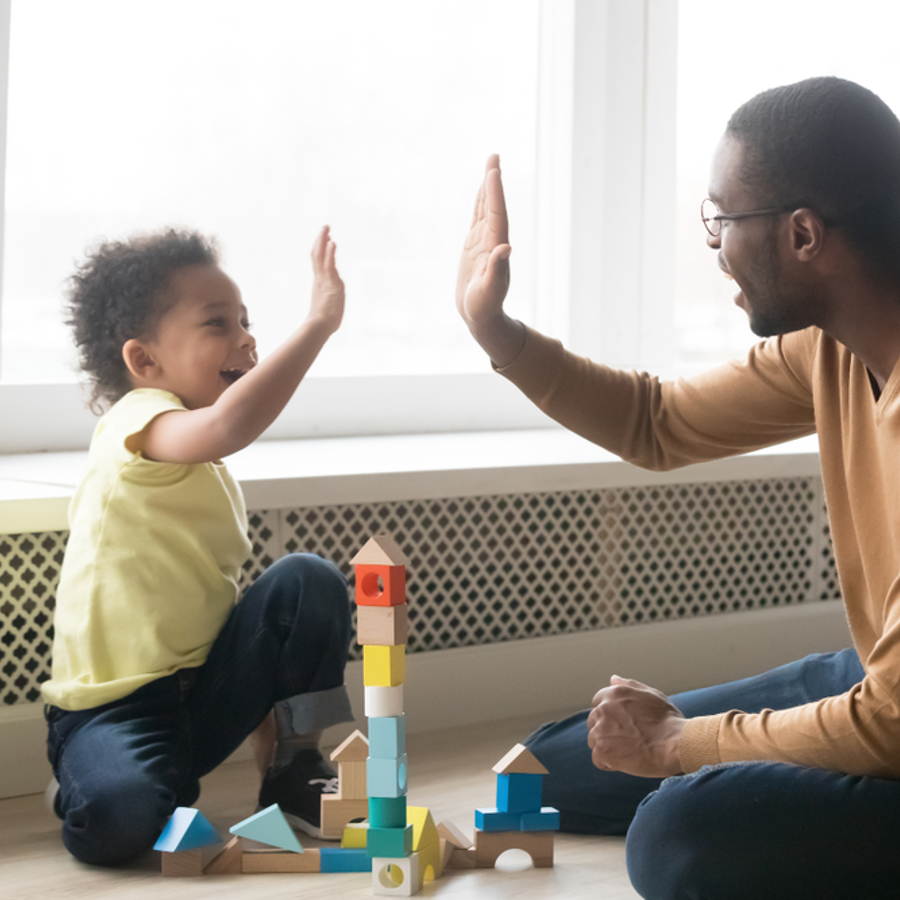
{"left": 122, "top": 339, "right": 159, "bottom": 383}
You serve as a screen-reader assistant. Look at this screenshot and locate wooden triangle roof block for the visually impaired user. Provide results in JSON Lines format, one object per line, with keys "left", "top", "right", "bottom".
{"left": 350, "top": 533, "right": 410, "bottom": 567}
{"left": 492, "top": 743, "right": 549, "bottom": 776}
{"left": 330, "top": 729, "right": 369, "bottom": 762}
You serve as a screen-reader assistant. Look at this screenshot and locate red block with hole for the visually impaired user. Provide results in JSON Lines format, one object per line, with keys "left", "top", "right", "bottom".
{"left": 355, "top": 565, "right": 406, "bottom": 607}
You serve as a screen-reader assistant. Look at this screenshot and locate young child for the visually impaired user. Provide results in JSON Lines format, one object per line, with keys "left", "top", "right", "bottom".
{"left": 42, "top": 226, "right": 354, "bottom": 865}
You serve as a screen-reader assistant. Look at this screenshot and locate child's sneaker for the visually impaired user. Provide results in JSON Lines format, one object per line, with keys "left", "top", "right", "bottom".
{"left": 257, "top": 748, "right": 339, "bottom": 839}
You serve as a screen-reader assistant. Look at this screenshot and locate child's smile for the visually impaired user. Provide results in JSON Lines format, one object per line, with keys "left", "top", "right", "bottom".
{"left": 135, "top": 265, "right": 258, "bottom": 410}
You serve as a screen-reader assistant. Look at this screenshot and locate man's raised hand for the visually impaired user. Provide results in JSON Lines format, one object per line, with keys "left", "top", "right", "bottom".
{"left": 455, "top": 155, "right": 525, "bottom": 368}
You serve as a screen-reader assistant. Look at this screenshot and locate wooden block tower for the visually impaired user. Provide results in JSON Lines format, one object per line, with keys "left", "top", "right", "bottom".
{"left": 351, "top": 534, "right": 421, "bottom": 897}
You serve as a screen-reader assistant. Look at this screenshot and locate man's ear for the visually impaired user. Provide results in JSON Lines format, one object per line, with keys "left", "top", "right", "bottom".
{"left": 789, "top": 208, "right": 826, "bottom": 261}
{"left": 122, "top": 338, "right": 159, "bottom": 384}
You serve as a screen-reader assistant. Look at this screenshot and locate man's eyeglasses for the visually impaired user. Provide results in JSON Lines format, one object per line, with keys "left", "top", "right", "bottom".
{"left": 700, "top": 198, "right": 792, "bottom": 237}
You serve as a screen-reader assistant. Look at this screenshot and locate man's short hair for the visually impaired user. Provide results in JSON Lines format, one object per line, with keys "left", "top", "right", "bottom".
{"left": 727, "top": 76, "right": 900, "bottom": 282}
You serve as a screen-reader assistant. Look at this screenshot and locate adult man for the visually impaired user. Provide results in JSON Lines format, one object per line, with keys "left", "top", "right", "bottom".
{"left": 456, "top": 77, "right": 900, "bottom": 899}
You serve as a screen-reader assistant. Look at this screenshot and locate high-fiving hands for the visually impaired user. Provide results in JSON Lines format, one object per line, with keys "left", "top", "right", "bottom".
{"left": 587, "top": 675, "right": 687, "bottom": 778}
{"left": 456, "top": 155, "right": 525, "bottom": 368}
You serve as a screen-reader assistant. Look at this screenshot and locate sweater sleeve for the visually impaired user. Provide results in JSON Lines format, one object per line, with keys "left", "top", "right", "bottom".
{"left": 680, "top": 588, "right": 900, "bottom": 778}
{"left": 497, "top": 325, "right": 819, "bottom": 469}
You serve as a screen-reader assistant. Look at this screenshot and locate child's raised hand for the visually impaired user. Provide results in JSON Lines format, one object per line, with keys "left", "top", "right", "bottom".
{"left": 309, "top": 225, "right": 345, "bottom": 334}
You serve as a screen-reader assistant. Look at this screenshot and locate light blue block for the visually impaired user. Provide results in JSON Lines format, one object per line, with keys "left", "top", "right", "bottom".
{"left": 320, "top": 847, "right": 373, "bottom": 872}
{"left": 154, "top": 807, "right": 221, "bottom": 852}
{"left": 475, "top": 807, "right": 521, "bottom": 832}
{"left": 230, "top": 804, "right": 303, "bottom": 853}
{"left": 368, "top": 715, "right": 406, "bottom": 759}
{"left": 496, "top": 773, "right": 544, "bottom": 814}
{"left": 520, "top": 807, "right": 560, "bottom": 831}
{"left": 366, "top": 753, "right": 408, "bottom": 798}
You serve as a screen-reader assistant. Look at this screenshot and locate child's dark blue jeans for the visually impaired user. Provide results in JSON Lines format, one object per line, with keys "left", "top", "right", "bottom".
{"left": 525, "top": 648, "right": 900, "bottom": 900}
{"left": 45, "top": 552, "right": 353, "bottom": 866}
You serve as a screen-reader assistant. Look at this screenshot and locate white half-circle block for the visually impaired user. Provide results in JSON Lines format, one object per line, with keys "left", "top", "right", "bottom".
{"left": 365, "top": 684, "right": 404, "bottom": 718}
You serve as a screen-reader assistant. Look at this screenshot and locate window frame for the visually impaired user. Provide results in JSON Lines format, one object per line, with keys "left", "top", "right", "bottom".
{"left": 0, "top": 0, "right": 678, "bottom": 454}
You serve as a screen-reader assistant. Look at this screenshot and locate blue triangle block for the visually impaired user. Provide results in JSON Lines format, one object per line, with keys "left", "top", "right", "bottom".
{"left": 229, "top": 804, "right": 304, "bottom": 853}
{"left": 154, "top": 807, "right": 222, "bottom": 852}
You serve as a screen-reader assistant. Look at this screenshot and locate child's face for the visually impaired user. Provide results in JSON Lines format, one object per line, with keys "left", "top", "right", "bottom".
{"left": 141, "top": 265, "right": 257, "bottom": 410}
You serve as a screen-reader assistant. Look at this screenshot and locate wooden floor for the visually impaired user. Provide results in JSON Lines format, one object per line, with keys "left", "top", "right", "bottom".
{"left": 0, "top": 710, "right": 639, "bottom": 900}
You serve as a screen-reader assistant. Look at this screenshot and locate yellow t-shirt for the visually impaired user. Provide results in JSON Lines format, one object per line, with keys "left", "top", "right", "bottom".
{"left": 42, "top": 389, "right": 251, "bottom": 710}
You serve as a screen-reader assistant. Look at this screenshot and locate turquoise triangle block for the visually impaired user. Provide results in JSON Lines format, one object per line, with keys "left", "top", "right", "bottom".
{"left": 229, "top": 804, "right": 304, "bottom": 853}
{"left": 154, "top": 807, "right": 222, "bottom": 852}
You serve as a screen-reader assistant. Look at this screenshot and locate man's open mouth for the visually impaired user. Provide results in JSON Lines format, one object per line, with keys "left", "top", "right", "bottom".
{"left": 220, "top": 368, "right": 246, "bottom": 385}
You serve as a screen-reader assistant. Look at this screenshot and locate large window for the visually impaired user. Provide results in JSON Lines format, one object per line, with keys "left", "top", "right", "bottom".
{"left": 1, "top": 0, "right": 540, "bottom": 383}
{"left": 675, "top": 0, "right": 900, "bottom": 374}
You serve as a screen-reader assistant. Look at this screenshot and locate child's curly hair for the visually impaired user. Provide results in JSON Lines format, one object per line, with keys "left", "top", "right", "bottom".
{"left": 65, "top": 229, "right": 219, "bottom": 410}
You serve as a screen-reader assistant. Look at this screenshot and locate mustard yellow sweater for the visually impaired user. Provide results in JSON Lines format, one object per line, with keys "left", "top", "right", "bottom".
{"left": 499, "top": 324, "right": 900, "bottom": 778}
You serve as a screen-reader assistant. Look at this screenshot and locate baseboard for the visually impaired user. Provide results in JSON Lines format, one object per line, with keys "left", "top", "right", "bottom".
{"left": 0, "top": 601, "right": 851, "bottom": 799}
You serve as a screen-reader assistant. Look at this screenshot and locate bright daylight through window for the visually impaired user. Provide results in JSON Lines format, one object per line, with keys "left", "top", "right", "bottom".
{"left": 675, "top": 0, "right": 900, "bottom": 375}
{"left": 0, "top": 0, "right": 539, "bottom": 384}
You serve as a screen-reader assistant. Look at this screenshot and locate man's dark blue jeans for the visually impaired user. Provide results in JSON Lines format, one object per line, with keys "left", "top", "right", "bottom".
{"left": 525, "top": 648, "right": 900, "bottom": 900}
{"left": 45, "top": 553, "right": 353, "bottom": 866}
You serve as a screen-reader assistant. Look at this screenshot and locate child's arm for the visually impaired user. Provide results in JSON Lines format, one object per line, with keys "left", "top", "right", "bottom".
{"left": 139, "top": 227, "right": 344, "bottom": 464}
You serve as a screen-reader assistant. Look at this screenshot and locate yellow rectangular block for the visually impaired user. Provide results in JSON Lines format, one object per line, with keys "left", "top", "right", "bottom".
{"left": 342, "top": 822, "right": 369, "bottom": 849}
{"left": 363, "top": 644, "right": 406, "bottom": 687}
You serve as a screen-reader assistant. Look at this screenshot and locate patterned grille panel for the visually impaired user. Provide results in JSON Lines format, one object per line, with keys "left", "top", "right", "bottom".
{"left": 1, "top": 476, "right": 838, "bottom": 706}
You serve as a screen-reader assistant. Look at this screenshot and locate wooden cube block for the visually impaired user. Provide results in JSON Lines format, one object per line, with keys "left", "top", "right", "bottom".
{"left": 369, "top": 715, "right": 406, "bottom": 758}
{"left": 320, "top": 796, "right": 370, "bottom": 840}
{"left": 356, "top": 565, "right": 406, "bottom": 607}
{"left": 357, "top": 603, "right": 408, "bottom": 646}
{"left": 367, "top": 754, "right": 408, "bottom": 798}
{"left": 372, "top": 852, "right": 421, "bottom": 896}
{"left": 161, "top": 847, "right": 204, "bottom": 877}
{"left": 364, "top": 644, "right": 406, "bottom": 687}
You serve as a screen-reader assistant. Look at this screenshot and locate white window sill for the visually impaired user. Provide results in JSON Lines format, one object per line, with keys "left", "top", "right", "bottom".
{"left": 0, "top": 428, "right": 822, "bottom": 534}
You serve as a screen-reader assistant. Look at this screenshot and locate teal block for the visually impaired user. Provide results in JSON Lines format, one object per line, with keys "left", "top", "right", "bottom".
{"left": 520, "top": 807, "right": 560, "bottom": 831}
{"left": 369, "top": 795, "right": 407, "bottom": 828}
{"left": 230, "top": 804, "right": 303, "bottom": 853}
{"left": 496, "top": 773, "right": 544, "bottom": 814}
{"left": 475, "top": 807, "right": 521, "bottom": 832}
{"left": 154, "top": 807, "right": 222, "bottom": 852}
{"left": 366, "top": 753, "right": 408, "bottom": 798}
{"left": 368, "top": 715, "right": 406, "bottom": 758}
{"left": 366, "top": 824, "right": 413, "bottom": 858}
{"left": 320, "top": 848, "right": 373, "bottom": 872}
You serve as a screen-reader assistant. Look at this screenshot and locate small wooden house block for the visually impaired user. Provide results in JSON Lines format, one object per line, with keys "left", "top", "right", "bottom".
{"left": 330, "top": 729, "right": 369, "bottom": 800}
{"left": 364, "top": 644, "right": 406, "bottom": 687}
{"left": 357, "top": 603, "right": 409, "bottom": 646}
